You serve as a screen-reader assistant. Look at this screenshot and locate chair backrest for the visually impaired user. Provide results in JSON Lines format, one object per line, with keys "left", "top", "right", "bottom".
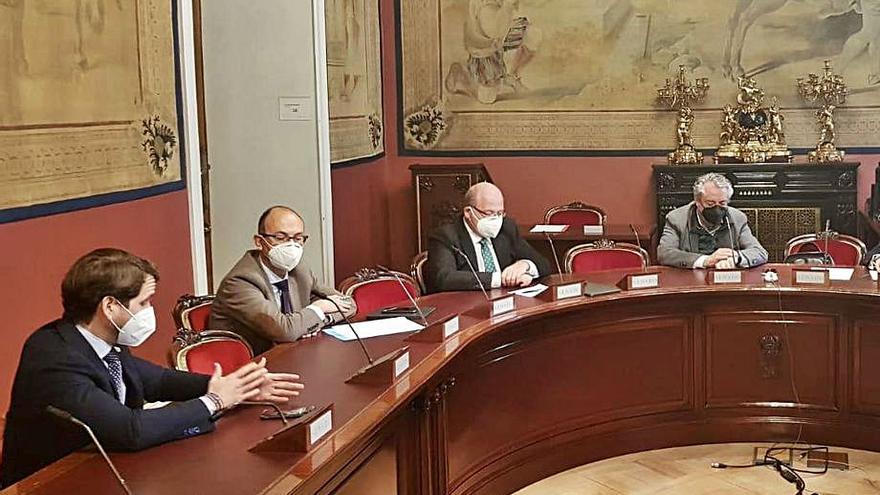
{"left": 785, "top": 231, "right": 866, "bottom": 266}
{"left": 411, "top": 251, "right": 428, "bottom": 294}
{"left": 339, "top": 268, "right": 420, "bottom": 318}
{"left": 564, "top": 240, "right": 649, "bottom": 274}
{"left": 172, "top": 330, "right": 253, "bottom": 375}
{"left": 544, "top": 202, "right": 606, "bottom": 229}
{"left": 172, "top": 294, "right": 215, "bottom": 333}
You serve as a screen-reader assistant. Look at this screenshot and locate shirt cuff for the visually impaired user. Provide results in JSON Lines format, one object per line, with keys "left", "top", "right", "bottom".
{"left": 305, "top": 304, "right": 330, "bottom": 324}
{"left": 694, "top": 255, "right": 709, "bottom": 269}
{"left": 490, "top": 272, "right": 501, "bottom": 289}
{"left": 199, "top": 396, "right": 218, "bottom": 415}
{"left": 522, "top": 260, "right": 539, "bottom": 277}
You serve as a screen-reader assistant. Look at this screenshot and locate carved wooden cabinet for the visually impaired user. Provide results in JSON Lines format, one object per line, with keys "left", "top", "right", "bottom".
{"left": 653, "top": 162, "right": 860, "bottom": 261}
{"left": 411, "top": 164, "right": 493, "bottom": 252}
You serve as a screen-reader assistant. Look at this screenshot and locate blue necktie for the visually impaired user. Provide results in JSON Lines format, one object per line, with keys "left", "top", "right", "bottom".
{"left": 103, "top": 350, "right": 125, "bottom": 403}
{"left": 273, "top": 279, "right": 293, "bottom": 314}
{"left": 479, "top": 238, "right": 497, "bottom": 272}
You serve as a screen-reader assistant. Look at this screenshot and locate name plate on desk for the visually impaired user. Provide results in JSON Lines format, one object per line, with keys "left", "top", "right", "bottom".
{"left": 492, "top": 295, "right": 515, "bottom": 316}
{"left": 583, "top": 225, "right": 604, "bottom": 235}
{"left": 552, "top": 282, "right": 584, "bottom": 300}
{"left": 249, "top": 404, "right": 334, "bottom": 453}
{"left": 792, "top": 268, "right": 830, "bottom": 286}
{"left": 406, "top": 315, "right": 460, "bottom": 343}
{"left": 309, "top": 409, "right": 333, "bottom": 446}
{"left": 618, "top": 272, "right": 660, "bottom": 290}
{"left": 394, "top": 352, "right": 410, "bottom": 378}
{"left": 707, "top": 269, "right": 743, "bottom": 284}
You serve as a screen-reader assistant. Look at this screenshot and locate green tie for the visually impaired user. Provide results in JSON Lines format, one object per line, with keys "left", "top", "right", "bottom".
{"left": 479, "top": 238, "right": 496, "bottom": 272}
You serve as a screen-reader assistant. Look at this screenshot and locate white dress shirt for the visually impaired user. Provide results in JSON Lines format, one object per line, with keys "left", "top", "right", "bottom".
{"left": 259, "top": 260, "right": 328, "bottom": 323}
{"left": 463, "top": 219, "right": 538, "bottom": 288}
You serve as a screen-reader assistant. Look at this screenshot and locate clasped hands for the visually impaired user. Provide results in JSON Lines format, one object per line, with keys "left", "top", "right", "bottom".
{"left": 705, "top": 248, "right": 737, "bottom": 269}
{"left": 207, "top": 357, "right": 304, "bottom": 411}
{"left": 501, "top": 260, "right": 533, "bottom": 288}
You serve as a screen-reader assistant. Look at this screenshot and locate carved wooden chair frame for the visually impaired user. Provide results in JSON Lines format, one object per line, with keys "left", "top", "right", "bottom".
{"left": 338, "top": 268, "right": 420, "bottom": 297}
{"left": 410, "top": 251, "right": 429, "bottom": 294}
{"left": 543, "top": 201, "right": 607, "bottom": 225}
{"left": 784, "top": 231, "right": 866, "bottom": 264}
{"left": 171, "top": 329, "right": 254, "bottom": 373}
{"left": 563, "top": 239, "right": 649, "bottom": 273}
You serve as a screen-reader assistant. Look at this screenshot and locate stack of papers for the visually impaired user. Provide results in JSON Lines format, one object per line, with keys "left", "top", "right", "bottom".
{"left": 511, "top": 284, "right": 549, "bottom": 297}
{"left": 323, "top": 317, "right": 424, "bottom": 342}
{"left": 530, "top": 224, "right": 568, "bottom": 233}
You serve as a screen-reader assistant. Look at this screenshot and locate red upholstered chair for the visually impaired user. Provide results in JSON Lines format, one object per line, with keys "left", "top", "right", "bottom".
{"left": 784, "top": 231, "right": 866, "bottom": 266}
{"left": 172, "top": 294, "right": 215, "bottom": 332}
{"left": 544, "top": 202, "right": 606, "bottom": 229}
{"left": 339, "top": 268, "right": 419, "bottom": 318}
{"left": 410, "top": 251, "right": 429, "bottom": 294}
{"left": 564, "top": 240, "right": 650, "bottom": 274}
{"left": 171, "top": 330, "right": 254, "bottom": 376}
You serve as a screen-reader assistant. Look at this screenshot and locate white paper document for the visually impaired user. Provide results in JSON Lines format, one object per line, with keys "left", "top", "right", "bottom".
{"left": 511, "top": 284, "right": 549, "bottom": 297}
{"left": 530, "top": 224, "right": 568, "bottom": 233}
{"left": 870, "top": 270, "right": 877, "bottom": 281}
{"left": 812, "top": 267, "right": 855, "bottom": 281}
{"left": 323, "top": 317, "right": 424, "bottom": 341}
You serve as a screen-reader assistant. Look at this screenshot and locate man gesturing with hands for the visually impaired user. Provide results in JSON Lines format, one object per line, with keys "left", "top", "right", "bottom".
{"left": 0, "top": 248, "right": 305, "bottom": 487}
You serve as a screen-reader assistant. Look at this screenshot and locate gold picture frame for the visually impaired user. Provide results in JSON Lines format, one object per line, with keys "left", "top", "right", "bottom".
{"left": 0, "top": 0, "right": 185, "bottom": 220}
{"left": 326, "top": 0, "right": 384, "bottom": 163}
{"left": 400, "top": 0, "right": 880, "bottom": 153}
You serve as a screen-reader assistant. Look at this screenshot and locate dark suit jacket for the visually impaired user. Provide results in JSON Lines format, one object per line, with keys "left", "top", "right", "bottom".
{"left": 209, "top": 250, "right": 355, "bottom": 355}
{"left": 0, "top": 320, "right": 213, "bottom": 487}
{"left": 425, "top": 217, "right": 552, "bottom": 293}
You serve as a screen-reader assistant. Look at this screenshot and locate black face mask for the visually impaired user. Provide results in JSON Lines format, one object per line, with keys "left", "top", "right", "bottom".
{"left": 701, "top": 205, "right": 727, "bottom": 225}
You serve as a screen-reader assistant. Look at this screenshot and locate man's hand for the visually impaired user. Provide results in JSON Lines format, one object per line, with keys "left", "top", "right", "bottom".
{"left": 328, "top": 294, "right": 356, "bottom": 317}
{"left": 501, "top": 260, "right": 530, "bottom": 287}
{"left": 715, "top": 258, "right": 736, "bottom": 270}
{"left": 515, "top": 273, "right": 534, "bottom": 287}
{"left": 705, "top": 248, "right": 735, "bottom": 268}
{"left": 207, "top": 359, "right": 268, "bottom": 410}
{"left": 254, "top": 370, "right": 305, "bottom": 404}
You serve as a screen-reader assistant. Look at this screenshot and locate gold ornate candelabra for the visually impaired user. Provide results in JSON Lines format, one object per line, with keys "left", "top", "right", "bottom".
{"left": 657, "top": 65, "right": 709, "bottom": 164}
{"left": 797, "top": 60, "right": 847, "bottom": 162}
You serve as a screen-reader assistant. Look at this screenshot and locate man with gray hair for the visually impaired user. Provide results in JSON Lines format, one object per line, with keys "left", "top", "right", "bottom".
{"left": 658, "top": 172, "right": 768, "bottom": 269}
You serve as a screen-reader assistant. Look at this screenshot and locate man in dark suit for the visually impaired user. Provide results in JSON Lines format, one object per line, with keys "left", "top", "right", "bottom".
{"left": 209, "top": 206, "right": 356, "bottom": 355}
{"left": 0, "top": 248, "right": 303, "bottom": 487}
{"left": 426, "top": 182, "right": 551, "bottom": 293}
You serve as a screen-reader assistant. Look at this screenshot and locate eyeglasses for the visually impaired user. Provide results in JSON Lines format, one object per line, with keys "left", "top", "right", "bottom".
{"left": 260, "top": 232, "right": 309, "bottom": 245}
{"left": 469, "top": 205, "right": 505, "bottom": 218}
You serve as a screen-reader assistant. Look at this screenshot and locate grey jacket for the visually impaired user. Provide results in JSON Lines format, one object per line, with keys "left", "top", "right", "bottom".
{"left": 658, "top": 203, "right": 768, "bottom": 269}
{"left": 208, "top": 251, "right": 355, "bottom": 355}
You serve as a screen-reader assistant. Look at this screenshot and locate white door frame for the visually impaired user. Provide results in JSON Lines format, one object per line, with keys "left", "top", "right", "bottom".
{"left": 312, "top": 0, "right": 336, "bottom": 286}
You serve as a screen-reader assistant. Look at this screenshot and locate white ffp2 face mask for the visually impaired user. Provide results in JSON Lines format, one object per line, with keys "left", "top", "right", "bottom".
{"left": 111, "top": 304, "right": 157, "bottom": 347}
{"left": 476, "top": 215, "right": 503, "bottom": 239}
{"left": 267, "top": 241, "right": 304, "bottom": 273}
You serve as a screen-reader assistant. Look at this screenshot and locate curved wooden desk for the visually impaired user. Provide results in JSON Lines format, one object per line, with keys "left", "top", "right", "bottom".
{"left": 7, "top": 265, "right": 880, "bottom": 495}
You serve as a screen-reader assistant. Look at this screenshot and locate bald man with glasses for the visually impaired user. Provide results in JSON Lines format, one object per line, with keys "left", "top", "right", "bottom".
{"left": 209, "top": 206, "right": 356, "bottom": 355}
{"left": 425, "top": 183, "right": 551, "bottom": 293}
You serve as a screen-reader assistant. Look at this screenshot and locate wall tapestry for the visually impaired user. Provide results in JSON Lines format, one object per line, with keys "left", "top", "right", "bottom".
{"left": 0, "top": 0, "right": 186, "bottom": 221}
{"left": 399, "top": 0, "right": 880, "bottom": 152}
{"left": 326, "top": 0, "right": 384, "bottom": 163}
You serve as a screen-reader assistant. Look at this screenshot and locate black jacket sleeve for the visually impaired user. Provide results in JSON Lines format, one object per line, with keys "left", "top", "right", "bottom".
{"left": 502, "top": 221, "right": 552, "bottom": 277}
{"left": 425, "top": 229, "right": 493, "bottom": 293}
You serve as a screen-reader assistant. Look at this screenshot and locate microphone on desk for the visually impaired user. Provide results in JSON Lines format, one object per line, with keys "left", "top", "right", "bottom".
{"left": 629, "top": 224, "right": 647, "bottom": 272}
{"left": 46, "top": 405, "right": 134, "bottom": 495}
{"left": 446, "top": 243, "right": 491, "bottom": 301}
{"left": 312, "top": 289, "right": 374, "bottom": 365}
{"left": 375, "top": 265, "right": 430, "bottom": 326}
{"left": 724, "top": 212, "right": 742, "bottom": 266}
{"left": 544, "top": 232, "right": 565, "bottom": 275}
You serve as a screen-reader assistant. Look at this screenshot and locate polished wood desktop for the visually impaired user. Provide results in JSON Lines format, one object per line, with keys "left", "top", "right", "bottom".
{"left": 7, "top": 265, "right": 880, "bottom": 495}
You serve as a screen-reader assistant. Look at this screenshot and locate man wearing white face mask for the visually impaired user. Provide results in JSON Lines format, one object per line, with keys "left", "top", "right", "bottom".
{"left": 425, "top": 182, "right": 551, "bottom": 293}
{"left": 0, "top": 248, "right": 304, "bottom": 487}
{"left": 209, "top": 206, "right": 356, "bottom": 355}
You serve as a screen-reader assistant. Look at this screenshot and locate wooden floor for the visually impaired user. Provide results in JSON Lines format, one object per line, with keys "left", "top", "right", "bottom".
{"left": 514, "top": 443, "right": 880, "bottom": 495}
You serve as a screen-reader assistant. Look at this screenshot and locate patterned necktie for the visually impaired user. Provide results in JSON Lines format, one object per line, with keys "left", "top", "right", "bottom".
{"left": 103, "top": 350, "right": 125, "bottom": 403}
{"left": 479, "top": 238, "right": 497, "bottom": 273}
{"left": 272, "top": 279, "right": 293, "bottom": 314}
